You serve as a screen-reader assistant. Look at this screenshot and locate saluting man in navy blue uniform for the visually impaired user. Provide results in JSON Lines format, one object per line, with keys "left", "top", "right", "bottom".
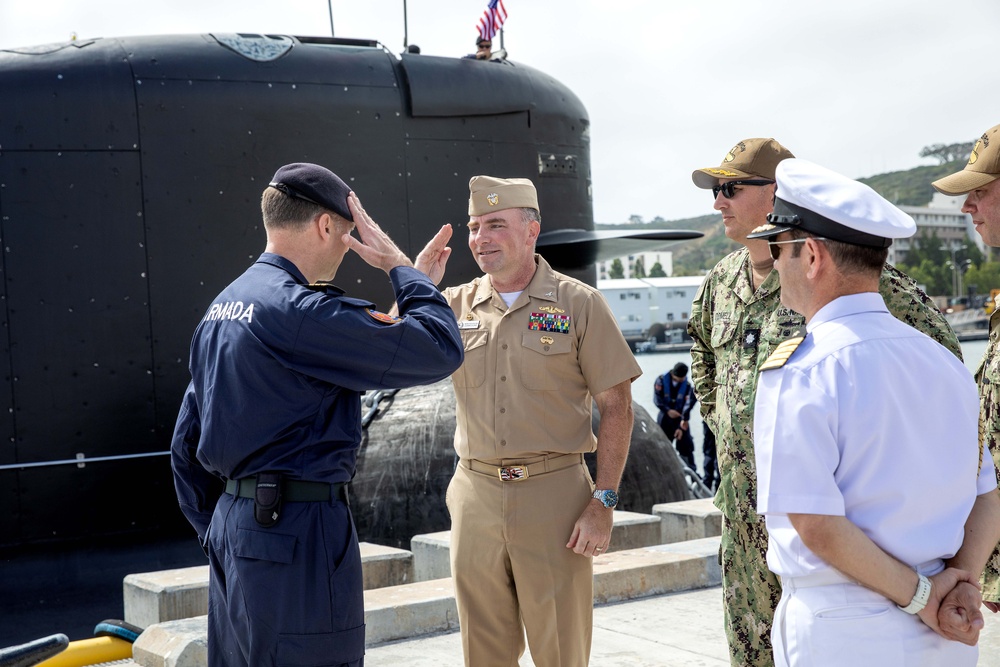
{"left": 170, "top": 163, "right": 463, "bottom": 667}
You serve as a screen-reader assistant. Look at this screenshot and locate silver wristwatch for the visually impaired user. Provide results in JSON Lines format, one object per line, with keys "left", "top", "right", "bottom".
{"left": 592, "top": 489, "right": 619, "bottom": 509}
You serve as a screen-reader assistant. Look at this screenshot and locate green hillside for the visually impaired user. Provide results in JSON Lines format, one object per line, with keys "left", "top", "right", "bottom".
{"left": 857, "top": 160, "right": 965, "bottom": 206}
{"left": 597, "top": 160, "right": 967, "bottom": 276}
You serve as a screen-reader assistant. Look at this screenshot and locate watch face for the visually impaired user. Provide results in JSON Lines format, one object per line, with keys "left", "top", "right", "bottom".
{"left": 594, "top": 489, "right": 618, "bottom": 507}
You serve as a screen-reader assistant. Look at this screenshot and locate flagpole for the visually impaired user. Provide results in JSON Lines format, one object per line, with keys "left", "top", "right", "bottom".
{"left": 499, "top": 27, "right": 504, "bottom": 50}
{"left": 403, "top": 0, "right": 409, "bottom": 48}
{"left": 327, "top": 0, "right": 335, "bottom": 37}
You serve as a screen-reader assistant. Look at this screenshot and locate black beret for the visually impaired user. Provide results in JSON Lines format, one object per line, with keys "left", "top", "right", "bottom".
{"left": 268, "top": 163, "right": 352, "bottom": 221}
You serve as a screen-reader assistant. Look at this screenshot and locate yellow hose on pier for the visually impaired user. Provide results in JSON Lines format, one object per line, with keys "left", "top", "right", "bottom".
{"left": 35, "top": 635, "right": 132, "bottom": 666}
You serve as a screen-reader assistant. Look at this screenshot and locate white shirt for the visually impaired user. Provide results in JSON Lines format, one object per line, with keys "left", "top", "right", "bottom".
{"left": 754, "top": 292, "right": 995, "bottom": 579}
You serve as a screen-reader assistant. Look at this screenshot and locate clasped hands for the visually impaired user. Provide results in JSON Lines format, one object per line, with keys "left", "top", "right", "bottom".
{"left": 920, "top": 568, "right": 990, "bottom": 646}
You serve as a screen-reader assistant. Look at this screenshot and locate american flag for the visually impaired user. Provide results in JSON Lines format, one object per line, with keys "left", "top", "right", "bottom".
{"left": 477, "top": 0, "right": 508, "bottom": 42}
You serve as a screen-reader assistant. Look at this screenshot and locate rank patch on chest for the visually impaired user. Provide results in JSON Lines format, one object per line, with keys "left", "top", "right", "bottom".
{"left": 367, "top": 308, "right": 401, "bottom": 324}
{"left": 742, "top": 328, "right": 760, "bottom": 349}
{"left": 529, "top": 312, "right": 570, "bottom": 334}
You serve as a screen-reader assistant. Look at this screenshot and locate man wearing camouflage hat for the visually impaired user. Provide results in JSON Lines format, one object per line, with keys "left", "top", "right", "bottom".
{"left": 414, "top": 175, "right": 641, "bottom": 667}
{"left": 752, "top": 157, "right": 1000, "bottom": 666}
{"left": 686, "top": 138, "right": 962, "bottom": 665}
{"left": 932, "top": 123, "right": 1000, "bottom": 616}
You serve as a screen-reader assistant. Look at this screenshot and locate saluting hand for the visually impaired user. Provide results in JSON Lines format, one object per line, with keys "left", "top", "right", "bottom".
{"left": 343, "top": 192, "right": 412, "bottom": 273}
{"left": 414, "top": 224, "right": 454, "bottom": 285}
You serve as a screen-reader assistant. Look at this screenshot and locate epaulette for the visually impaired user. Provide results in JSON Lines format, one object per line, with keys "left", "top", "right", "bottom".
{"left": 305, "top": 281, "right": 339, "bottom": 293}
{"left": 760, "top": 329, "right": 806, "bottom": 371}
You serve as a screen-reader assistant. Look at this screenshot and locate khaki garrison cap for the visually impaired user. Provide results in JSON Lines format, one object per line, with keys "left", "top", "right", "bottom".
{"left": 747, "top": 158, "right": 915, "bottom": 248}
{"left": 468, "top": 175, "right": 539, "bottom": 216}
{"left": 932, "top": 124, "right": 1000, "bottom": 196}
{"left": 692, "top": 138, "right": 794, "bottom": 189}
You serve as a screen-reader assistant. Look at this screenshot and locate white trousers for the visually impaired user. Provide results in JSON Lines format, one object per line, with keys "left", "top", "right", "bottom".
{"left": 772, "top": 575, "right": 978, "bottom": 667}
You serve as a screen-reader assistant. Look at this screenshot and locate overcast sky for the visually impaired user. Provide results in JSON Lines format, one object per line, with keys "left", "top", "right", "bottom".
{"left": 1, "top": 0, "right": 997, "bottom": 224}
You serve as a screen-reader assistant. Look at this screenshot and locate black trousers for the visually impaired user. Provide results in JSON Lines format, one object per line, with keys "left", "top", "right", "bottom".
{"left": 658, "top": 415, "right": 695, "bottom": 470}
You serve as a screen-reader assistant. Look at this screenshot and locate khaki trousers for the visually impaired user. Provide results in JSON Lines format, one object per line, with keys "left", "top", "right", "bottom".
{"left": 446, "top": 457, "right": 595, "bottom": 667}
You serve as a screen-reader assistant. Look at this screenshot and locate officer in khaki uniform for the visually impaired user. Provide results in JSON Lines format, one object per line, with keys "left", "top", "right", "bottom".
{"left": 932, "top": 123, "right": 1000, "bottom": 614}
{"left": 414, "top": 175, "right": 641, "bottom": 667}
{"left": 686, "top": 138, "right": 963, "bottom": 666}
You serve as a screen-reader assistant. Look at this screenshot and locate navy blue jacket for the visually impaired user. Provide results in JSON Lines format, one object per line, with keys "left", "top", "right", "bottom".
{"left": 653, "top": 373, "right": 696, "bottom": 422}
{"left": 171, "top": 253, "right": 463, "bottom": 540}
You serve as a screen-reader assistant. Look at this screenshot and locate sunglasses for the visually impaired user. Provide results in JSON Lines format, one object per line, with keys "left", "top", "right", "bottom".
{"left": 768, "top": 237, "right": 827, "bottom": 261}
{"left": 712, "top": 179, "right": 775, "bottom": 199}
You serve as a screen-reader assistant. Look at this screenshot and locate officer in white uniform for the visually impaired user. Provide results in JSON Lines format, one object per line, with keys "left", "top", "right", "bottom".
{"left": 750, "top": 158, "right": 1000, "bottom": 666}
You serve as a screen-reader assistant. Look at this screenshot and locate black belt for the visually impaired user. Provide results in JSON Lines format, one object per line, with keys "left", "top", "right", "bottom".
{"left": 225, "top": 477, "right": 348, "bottom": 504}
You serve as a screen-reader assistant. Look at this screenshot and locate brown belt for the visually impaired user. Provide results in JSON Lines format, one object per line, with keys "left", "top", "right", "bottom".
{"left": 460, "top": 453, "right": 584, "bottom": 482}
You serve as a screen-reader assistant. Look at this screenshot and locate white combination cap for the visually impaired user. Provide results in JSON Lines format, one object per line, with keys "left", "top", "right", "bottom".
{"left": 747, "top": 158, "right": 916, "bottom": 248}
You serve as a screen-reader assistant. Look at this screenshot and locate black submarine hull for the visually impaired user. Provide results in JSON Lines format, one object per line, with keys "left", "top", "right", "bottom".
{"left": 0, "top": 33, "right": 698, "bottom": 549}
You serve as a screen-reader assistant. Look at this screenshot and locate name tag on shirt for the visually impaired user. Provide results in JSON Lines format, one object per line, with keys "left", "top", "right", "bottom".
{"left": 459, "top": 320, "right": 480, "bottom": 329}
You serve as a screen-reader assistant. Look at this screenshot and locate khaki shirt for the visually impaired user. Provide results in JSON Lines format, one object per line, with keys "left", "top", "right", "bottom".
{"left": 443, "top": 255, "right": 641, "bottom": 461}
{"left": 687, "top": 247, "right": 962, "bottom": 524}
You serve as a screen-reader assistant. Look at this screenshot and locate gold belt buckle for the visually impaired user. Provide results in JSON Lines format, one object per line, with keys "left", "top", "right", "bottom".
{"left": 498, "top": 466, "right": 528, "bottom": 482}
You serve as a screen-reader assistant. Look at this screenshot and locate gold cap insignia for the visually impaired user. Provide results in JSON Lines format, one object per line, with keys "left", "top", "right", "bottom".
{"left": 970, "top": 138, "right": 984, "bottom": 165}
{"left": 487, "top": 193, "right": 499, "bottom": 206}
{"left": 724, "top": 141, "right": 746, "bottom": 163}
{"left": 707, "top": 168, "right": 740, "bottom": 177}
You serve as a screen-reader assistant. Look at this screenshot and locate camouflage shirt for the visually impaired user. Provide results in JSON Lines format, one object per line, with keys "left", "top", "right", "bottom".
{"left": 687, "top": 247, "right": 962, "bottom": 523}
{"left": 974, "top": 307, "right": 1000, "bottom": 601}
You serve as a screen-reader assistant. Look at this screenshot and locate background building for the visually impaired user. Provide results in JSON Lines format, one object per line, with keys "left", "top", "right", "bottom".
{"left": 891, "top": 193, "right": 976, "bottom": 264}
{"left": 598, "top": 276, "right": 703, "bottom": 338}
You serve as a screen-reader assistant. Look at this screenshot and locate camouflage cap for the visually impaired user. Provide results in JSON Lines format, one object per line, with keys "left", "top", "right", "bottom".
{"left": 692, "top": 138, "right": 794, "bottom": 189}
{"left": 468, "top": 175, "right": 539, "bottom": 216}
{"left": 932, "top": 124, "right": 1000, "bottom": 196}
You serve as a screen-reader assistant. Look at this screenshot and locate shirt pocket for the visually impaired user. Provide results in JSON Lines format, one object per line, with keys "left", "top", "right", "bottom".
{"left": 521, "top": 331, "right": 572, "bottom": 390}
{"left": 452, "top": 329, "right": 489, "bottom": 388}
{"left": 709, "top": 314, "right": 738, "bottom": 349}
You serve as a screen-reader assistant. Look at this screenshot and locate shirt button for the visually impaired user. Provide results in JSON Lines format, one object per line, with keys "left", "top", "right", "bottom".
{"left": 500, "top": 408, "right": 506, "bottom": 414}
{"left": 501, "top": 376, "right": 507, "bottom": 382}
{"left": 500, "top": 440, "right": 507, "bottom": 446}
{"left": 502, "top": 344, "right": 508, "bottom": 350}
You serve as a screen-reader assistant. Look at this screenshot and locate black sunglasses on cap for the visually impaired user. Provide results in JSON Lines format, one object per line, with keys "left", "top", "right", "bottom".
{"left": 712, "top": 179, "right": 775, "bottom": 199}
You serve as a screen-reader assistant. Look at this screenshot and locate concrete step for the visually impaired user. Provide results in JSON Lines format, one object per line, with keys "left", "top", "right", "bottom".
{"left": 127, "top": 536, "right": 721, "bottom": 666}
{"left": 652, "top": 498, "right": 722, "bottom": 543}
{"left": 410, "top": 504, "right": 714, "bottom": 583}
{"left": 123, "top": 541, "right": 414, "bottom": 628}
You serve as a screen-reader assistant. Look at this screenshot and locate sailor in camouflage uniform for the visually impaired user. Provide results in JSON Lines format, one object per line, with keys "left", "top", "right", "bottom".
{"left": 932, "top": 123, "right": 1000, "bottom": 614}
{"left": 686, "top": 138, "right": 962, "bottom": 666}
